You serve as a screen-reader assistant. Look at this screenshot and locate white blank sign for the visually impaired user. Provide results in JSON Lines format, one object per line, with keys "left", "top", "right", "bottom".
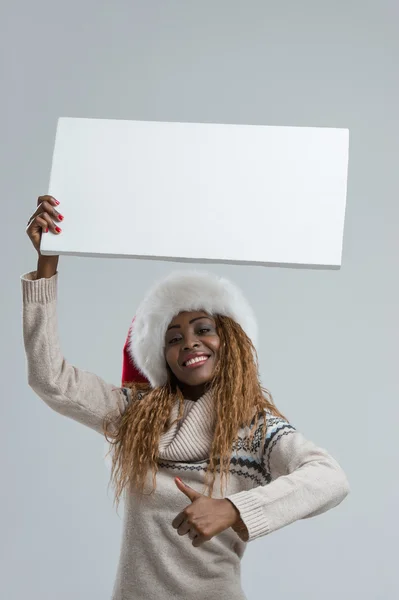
{"left": 41, "top": 118, "right": 349, "bottom": 267}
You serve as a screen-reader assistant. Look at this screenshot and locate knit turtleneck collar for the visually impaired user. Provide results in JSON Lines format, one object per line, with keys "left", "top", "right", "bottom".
{"left": 158, "top": 391, "right": 215, "bottom": 462}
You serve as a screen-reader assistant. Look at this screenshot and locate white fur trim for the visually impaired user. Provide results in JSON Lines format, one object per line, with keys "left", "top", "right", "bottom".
{"left": 129, "top": 270, "right": 258, "bottom": 388}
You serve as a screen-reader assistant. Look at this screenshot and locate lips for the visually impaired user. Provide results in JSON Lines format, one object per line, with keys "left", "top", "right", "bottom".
{"left": 182, "top": 354, "right": 210, "bottom": 368}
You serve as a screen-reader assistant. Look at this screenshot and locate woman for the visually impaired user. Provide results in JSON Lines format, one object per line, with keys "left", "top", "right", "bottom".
{"left": 23, "top": 196, "right": 349, "bottom": 600}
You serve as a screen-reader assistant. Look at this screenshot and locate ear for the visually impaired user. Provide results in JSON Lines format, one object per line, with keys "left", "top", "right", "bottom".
{"left": 174, "top": 477, "right": 201, "bottom": 502}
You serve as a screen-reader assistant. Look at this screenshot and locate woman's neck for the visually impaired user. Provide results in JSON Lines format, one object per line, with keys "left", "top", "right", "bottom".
{"left": 179, "top": 383, "right": 209, "bottom": 401}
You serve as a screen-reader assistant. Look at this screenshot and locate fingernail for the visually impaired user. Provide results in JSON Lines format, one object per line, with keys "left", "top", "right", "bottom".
{"left": 54, "top": 200, "right": 60, "bottom": 205}
{"left": 45, "top": 228, "right": 49, "bottom": 233}
{"left": 176, "top": 477, "right": 183, "bottom": 483}
{"left": 58, "top": 214, "right": 64, "bottom": 221}
{"left": 55, "top": 226, "right": 62, "bottom": 233}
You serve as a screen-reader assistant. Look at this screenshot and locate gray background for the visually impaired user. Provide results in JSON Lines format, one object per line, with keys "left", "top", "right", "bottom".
{"left": 1, "top": 1, "right": 398, "bottom": 599}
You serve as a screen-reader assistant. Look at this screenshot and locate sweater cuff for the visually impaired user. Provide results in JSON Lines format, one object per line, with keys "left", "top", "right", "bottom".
{"left": 21, "top": 271, "right": 58, "bottom": 303}
{"left": 226, "top": 490, "right": 270, "bottom": 541}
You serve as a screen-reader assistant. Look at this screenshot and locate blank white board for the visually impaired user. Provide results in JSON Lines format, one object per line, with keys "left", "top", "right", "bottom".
{"left": 41, "top": 117, "right": 349, "bottom": 267}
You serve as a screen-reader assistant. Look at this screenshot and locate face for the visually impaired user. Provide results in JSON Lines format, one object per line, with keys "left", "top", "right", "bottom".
{"left": 164, "top": 311, "right": 220, "bottom": 400}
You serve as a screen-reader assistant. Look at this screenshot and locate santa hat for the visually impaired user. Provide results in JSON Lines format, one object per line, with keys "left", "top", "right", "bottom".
{"left": 122, "top": 318, "right": 150, "bottom": 385}
{"left": 123, "top": 270, "right": 258, "bottom": 388}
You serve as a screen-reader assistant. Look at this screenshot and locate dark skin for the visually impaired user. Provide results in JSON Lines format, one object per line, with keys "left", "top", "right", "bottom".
{"left": 26, "top": 195, "right": 62, "bottom": 278}
{"left": 164, "top": 311, "right": 220, "bottom": 401}
{"left": 25, "top": 195, "right": 249, "bottom": 547}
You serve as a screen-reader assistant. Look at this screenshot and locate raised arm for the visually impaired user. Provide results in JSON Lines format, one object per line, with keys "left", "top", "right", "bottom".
{"left": 22, "top": 195, "right": 132, "bottom": 436}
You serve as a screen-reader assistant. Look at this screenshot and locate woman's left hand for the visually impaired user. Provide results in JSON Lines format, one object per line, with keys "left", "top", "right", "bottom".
{"left": 172, "top": 477, "right": 243, "bottom": 547}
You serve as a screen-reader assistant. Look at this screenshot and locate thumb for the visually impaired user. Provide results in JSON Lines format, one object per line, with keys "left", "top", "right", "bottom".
{"left": 175, "top": 477, "right": 201, "bottom": 502}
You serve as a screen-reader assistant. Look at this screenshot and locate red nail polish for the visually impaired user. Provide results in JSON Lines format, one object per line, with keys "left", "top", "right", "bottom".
{"left": 54, "top": 200, "right": 60, "bottom": 205}
{"left": 55, "top": 226, "right": 62, "bottom": 233}
{"left": 45, "top": 228, "right": 49, "bottom": 233}
{"left": 58, "top": 214, "right": 64, "bottom": 221}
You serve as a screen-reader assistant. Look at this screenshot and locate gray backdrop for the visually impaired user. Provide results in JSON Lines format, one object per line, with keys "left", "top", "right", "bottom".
{"left": 1, "top": 1, "right": 398, "bottom": 599}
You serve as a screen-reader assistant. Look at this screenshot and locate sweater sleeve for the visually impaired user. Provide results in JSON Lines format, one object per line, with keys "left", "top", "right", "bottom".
{"left": 226, "top": 415, "right": 350, "bottom": 542}
{"left": 21, "top": 270, "right": 133, "bottom": 436}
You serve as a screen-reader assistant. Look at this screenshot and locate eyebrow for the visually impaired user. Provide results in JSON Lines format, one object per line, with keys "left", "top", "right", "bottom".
{"left": 166, "top": 316, "right": 214, "bottom": 331}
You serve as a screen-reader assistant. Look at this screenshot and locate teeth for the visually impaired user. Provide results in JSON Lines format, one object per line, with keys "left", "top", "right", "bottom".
{"left": 185, "top": 356, "right": 208, "bottom": 367}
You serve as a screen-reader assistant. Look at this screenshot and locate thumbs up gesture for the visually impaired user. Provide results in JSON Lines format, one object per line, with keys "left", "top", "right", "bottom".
{"left": 172, "top": 477, "right": 244, "bottom": 547}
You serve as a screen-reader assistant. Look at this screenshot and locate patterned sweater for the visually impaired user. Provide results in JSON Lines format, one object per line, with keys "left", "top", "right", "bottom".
{"left": 21, "top": 271, "right": 350, "bottom": 600}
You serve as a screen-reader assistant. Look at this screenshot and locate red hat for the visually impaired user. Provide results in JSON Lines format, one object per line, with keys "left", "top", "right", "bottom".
{"left": 122, "top": 319, "right": 149, "bottom": 385}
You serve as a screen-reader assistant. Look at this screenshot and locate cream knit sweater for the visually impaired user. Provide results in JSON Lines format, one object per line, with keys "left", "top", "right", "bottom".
{"left": 21, "top": 271, "right": 350, "bottom": 600}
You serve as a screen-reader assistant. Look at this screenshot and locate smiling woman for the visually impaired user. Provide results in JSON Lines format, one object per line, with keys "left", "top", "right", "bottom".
{"left": 110, "top": 271, "right": 277, "bottom": 505}
{"left": 164, "top": 312, "right": 220, "bottom": 399}
{"left": 22, "top": 199, "right": 349, "bottom": 600}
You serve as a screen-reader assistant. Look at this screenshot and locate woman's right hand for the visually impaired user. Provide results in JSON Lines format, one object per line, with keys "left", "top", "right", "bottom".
{"left": 26, "top": 195, "right": 63, "bottom": 256}
{"left": 26, "top": 195, "right": 64, "bottom": 278}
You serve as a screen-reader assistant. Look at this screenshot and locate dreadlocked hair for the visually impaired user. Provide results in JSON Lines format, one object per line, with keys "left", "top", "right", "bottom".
{"left": 104, "top": 315, "right": 286, "bottom": 507}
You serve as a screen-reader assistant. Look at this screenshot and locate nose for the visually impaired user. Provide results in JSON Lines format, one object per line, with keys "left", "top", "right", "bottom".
{"left": 183, "top": 332, "right": 200, "bottom": 350}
